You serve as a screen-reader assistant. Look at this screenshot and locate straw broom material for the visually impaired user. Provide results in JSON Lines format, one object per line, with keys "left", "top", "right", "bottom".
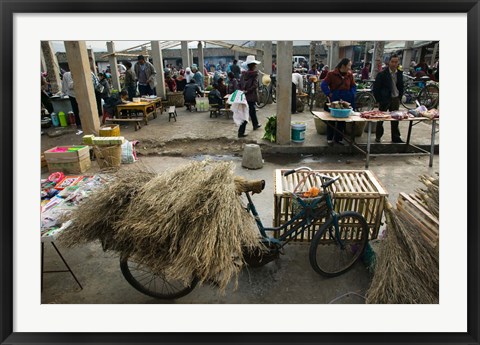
{"left": 365, "top": 202, "right": 439, "bottom": 304}
{"left": 416, "top": 174, "right": 439, "bottom": 219}
{"left": 59, "top": 161, "right": 264, "bottom": 291}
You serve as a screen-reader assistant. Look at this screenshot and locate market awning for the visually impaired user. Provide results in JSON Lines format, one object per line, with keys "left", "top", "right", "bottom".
{"left": 368, "top": 41, "right": 434, "bottom": 54}
{"left": 100, "top": 40, "right": 262, "bottom": 59}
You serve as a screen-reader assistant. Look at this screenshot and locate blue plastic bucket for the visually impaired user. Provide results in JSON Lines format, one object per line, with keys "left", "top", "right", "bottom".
{"left": 291, "top": 122, "right": 306, "bottom": 143}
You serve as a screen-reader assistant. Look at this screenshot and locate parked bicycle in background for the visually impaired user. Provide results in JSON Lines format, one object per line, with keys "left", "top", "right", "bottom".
{"left": 401, "top": 74, "right": 439, "bottom": 110}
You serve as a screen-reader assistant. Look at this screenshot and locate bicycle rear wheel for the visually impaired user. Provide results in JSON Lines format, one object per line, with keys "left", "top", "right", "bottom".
{"left": 418, "top": 84, "right": 439, "bottom": 109}
{"left": 271, "top": 84, "right": 276, "bottom": 103}
{"left": 120, "top": 254, "right": 197, "bottom": 299}
{"left": 355, "top": 92, "right": 375, "bottom": 112}
{"left": 309, "top": 211, "right": 369, "bottom": 277}
{"left": 256, "top": 85, "right": 269, "bottom": 108}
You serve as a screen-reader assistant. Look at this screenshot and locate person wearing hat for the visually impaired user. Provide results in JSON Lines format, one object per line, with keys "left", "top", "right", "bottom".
{"left": 238, "top": 55, "right": 262, "bottom": 138}
{"left": 134, "top": 55, "right": 157, "bottom": 96}
{"left": 191, "top": 65, "right": 204, "bottom": 91}
{"left": 176, "top": 69, "right": 187, "bottom": 92}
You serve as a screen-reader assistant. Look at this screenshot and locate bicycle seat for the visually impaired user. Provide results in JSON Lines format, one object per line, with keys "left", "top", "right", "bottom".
{"left": 234, "top": 177, "right": 265, "bottom": 194}
{"left": 419, "top": 76, "right": 431, "bottom": 81}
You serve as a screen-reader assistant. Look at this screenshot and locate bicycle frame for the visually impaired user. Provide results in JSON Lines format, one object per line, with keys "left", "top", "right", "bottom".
{"left": 244, "top": 190, "right": 337, "bottom": 248}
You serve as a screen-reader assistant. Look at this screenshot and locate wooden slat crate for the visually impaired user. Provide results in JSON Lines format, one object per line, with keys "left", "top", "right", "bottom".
{"left": 396, "top": 192, "right": 439, "bottom": 249}
{"left": 273, "top": 169, "right": 388, "bottom": 242}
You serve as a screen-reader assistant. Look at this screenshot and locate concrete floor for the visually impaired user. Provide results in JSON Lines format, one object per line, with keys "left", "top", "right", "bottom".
{"left": 40, "top": 101, "right": 439, "bottom": 304}
{"left": 41, "top": 153, "right": 439, "bottom": 304}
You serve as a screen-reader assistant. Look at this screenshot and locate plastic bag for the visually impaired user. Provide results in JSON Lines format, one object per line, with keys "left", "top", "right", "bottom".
{"left": 121, "top": 140, "right": 138, "bottom": 164}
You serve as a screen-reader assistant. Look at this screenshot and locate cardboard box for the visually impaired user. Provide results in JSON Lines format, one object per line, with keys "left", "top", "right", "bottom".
{"left": 44, "top": 146, "right": 90, "bottom": 163}
{"left": 47, "top": 156, "right": 91, "bottom": 174}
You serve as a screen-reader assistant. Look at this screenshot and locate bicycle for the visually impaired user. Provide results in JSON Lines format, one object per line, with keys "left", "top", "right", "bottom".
{"left": 256, "top": 74, "right": 276, "bottom": 108}
{"left": 119, "top": 166, "right": 369, "bottom": 299}
{"left": 401, "top": 74, "right": 439, "bottom": 110}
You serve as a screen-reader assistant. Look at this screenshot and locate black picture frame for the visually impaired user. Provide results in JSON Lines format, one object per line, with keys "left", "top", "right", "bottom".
{"left": 1, "top": 1, "right": 479, "bottom": 344}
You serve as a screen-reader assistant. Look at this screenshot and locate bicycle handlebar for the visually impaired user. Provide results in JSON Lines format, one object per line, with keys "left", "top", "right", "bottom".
{"left": 283, "top": 167, "right": 312, "bottom": 176}
{"left": 283, "top": 167, "right": 339, "bottom": 186}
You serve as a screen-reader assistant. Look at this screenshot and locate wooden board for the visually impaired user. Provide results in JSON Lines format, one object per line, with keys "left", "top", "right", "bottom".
{"left": 397, "top": 192, "right": 439, "bottom": 248}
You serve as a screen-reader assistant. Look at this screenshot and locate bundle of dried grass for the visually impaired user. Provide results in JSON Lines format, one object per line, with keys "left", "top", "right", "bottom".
{"left": 416, "top": 174, "right": 439, "bottom": 219}
{"left": 59, "top": 161, "right": 263, "bottom": 291}
{"left": 365, "top": 203, "right": 439, "bottom": 304}
{"left": 59, "top": 171, "right": 155, "bottom": 251}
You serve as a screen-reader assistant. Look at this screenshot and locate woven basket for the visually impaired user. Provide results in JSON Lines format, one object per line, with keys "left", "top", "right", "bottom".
{"left": 167, "top": 91, "right": 185, "bottom": 107}
{"left": 94, "top": 145, "right": 122, "bottom": 169}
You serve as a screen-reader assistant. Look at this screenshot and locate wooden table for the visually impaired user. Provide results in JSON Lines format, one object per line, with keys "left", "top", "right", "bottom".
{"left": 140, "top": 96, "right": 163, "bottom": 115}
{"left": 312, "top": 111, "right": 438, "bottom": 168}
{"left": 115, "top": 100, "right": 157, "bottom": 126}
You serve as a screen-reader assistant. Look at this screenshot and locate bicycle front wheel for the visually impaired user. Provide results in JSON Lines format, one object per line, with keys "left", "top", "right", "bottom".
{"left": 256, "top": 85, "right": 269, "bottom": 108}
{"left": 309, "top": 211, "right": 369, "bottom": 277}
{"left": 418, "top": 84, "right": 439, "bottom": 109}
{"left": 120, "top": 254, "right": 197, "bottom": 299}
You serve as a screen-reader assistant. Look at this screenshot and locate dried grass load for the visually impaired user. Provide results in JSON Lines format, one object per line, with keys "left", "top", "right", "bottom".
{"left": 365, "top": 202, "right": 439, "bottom": 304}
{"left": 59, "top": 161, "right": 264, "bottom": 291}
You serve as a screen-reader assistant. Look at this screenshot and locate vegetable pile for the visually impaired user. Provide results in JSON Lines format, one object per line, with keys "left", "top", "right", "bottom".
{"left": 262, "top": 115, "right": 277, "bottom": 143}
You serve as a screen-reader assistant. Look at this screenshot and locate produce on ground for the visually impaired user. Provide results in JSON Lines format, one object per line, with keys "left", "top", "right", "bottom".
{"left": 262, "top": 115, "right": 277, "bottom": 143}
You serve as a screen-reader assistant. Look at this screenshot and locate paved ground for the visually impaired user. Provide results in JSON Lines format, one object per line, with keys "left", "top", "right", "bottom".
{"left": 41, "top": 102, "right": 439, "bottom": 158}
{"left": 41, "top": 154, "right": 438, "bottom": 304}
{"left": 40, "top": 102, "right": 439, "bottom": 304}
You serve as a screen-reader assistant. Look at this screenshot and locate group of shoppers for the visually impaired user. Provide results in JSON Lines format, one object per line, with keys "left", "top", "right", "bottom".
{"left": 320, "top": 54, "right": 404, "bottom": 145}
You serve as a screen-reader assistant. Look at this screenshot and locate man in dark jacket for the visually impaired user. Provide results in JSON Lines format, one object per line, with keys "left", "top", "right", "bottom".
{"left": 373, "top": 54, "right": 404, "bottom": 143}
{"left": 183, "top": 79, "right": 203, "bottom": 111}
{"left": 238, "top": 55, "right": 262, "bottom": 138}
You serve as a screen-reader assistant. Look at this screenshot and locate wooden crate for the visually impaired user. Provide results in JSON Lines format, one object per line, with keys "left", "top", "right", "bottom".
{"left": 273, "top": 169, "right": 388, "bottom": 242}
{"left": 396, "top": 192, "right": 439, "bottom": 249}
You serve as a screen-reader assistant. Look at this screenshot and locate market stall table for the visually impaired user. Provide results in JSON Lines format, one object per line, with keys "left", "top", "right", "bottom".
{"left": 112, "top": 100, "right": 158, "bottom": 130}
{"left": 312, "top": 111, "right": 438, "bottom": 168}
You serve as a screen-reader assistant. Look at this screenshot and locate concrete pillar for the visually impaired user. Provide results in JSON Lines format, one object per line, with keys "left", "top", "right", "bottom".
{"left": 87, "top": 48, "right": 97, "bottom": 74}
{"left": 329, "top": 41, "right": 339, "bottom": 69}
{"left": 363, "top": 42, "right": 371, "bottom": 67}
{"left": 151, "top": 41, "right": 166, "bottom": 99}
{"left": 402, "top": 41, "right": 414, "bottom": 72}
{"left": 106, "top": 41, "right": 120, "bottom": 91}
{"left": 41, "top": 41, "right": 62, "bottom": 93}
{"left": 234, "top": 51, "right": 240, "bottom": 60}
{"left": 263, "top": 41, "right": 273, "bottom": 75}
{"left": 430, "top": 42, "right": 439, "bottom": 67}
{"left": 256, "top": 41, "right": 264, "bottom": 66}
{"left": 41, "top": 49, "right": 47, "bottom": 73}
{"left": 190, "top": 49, "right": 194, "bottom": 67}
{"left": 309, "top": 41, "right": 316, "bottom": 67}
{"left": 181, "top": 41, "right": 190, "bottom": 69}
{"left": 197, "top": 41, "right": 205, "bottom": 75}
{"left": 152, "top": 41, "right": 167, "bottom": 99}
{"left": 64, "top": 41, "right": 100, "bottom": 135}
{"left": 276, "top": 41, "right": 293, "bottom": 145}
{"left": 372, "top": 41, "right": 385, "bottom": 78}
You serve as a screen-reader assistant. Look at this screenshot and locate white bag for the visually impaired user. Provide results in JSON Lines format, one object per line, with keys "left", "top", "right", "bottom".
{"left": 229, "top": 90, "right": 249, "bottom": 126}
{"left": 121, "top": 140, "right": 138, "bottom": 164}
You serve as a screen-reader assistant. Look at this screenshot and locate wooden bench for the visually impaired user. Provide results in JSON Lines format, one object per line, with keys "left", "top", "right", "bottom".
{"left": 220, "top": 108, "right": 233, "bottom": 119}
{"left": 396, "top": 192, "right": 439, "bottom": 249}
{"left": 168, "top": 106, "right": 177, "bottom": 122}
{"left": 209, "top": 105, "right": 220, "bottom": 118}
{"left": 105, "top": 118, "right": 143, "bottom": 131}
